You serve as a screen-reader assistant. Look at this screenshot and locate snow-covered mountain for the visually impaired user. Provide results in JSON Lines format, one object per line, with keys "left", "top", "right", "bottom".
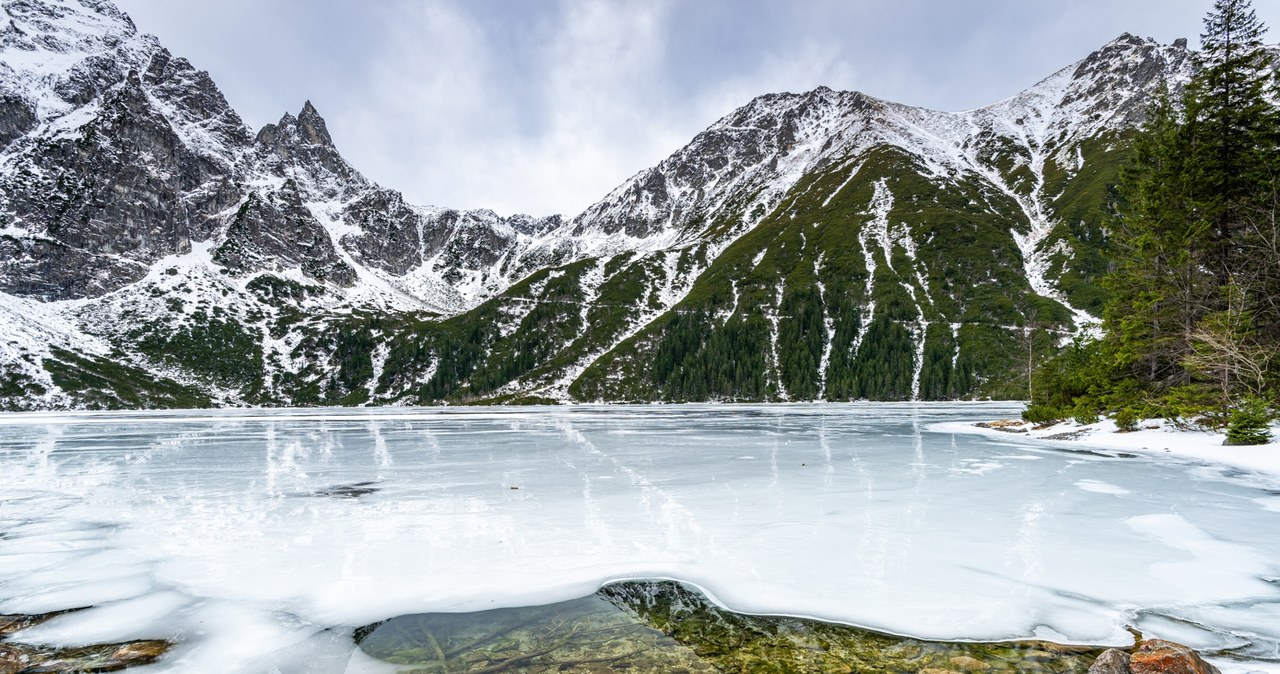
{"left": 0, "top": 0, "right": 1196, "bottom": 409}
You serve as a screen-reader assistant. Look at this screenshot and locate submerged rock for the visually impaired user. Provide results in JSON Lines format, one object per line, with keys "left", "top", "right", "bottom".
{"left": 951, "top": 654, "right": 995, "bottom": 671}
{"left": 0, "top": 609, "right": 169, "bottom": 672}
{"left": 0, "top": 639, "right": 169, "bottom": 673}
{"left": 309, "top": 480, "right": 380, "bottom": 498}
{"left": 356, "top": 593, "right": 717, "bottom": 673}
{"left": 357, "top": 580, "right": 1104, "bottom": 673}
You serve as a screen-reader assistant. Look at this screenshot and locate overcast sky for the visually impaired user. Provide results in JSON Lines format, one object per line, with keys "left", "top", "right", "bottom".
{"left": 114, "top": 0, "right": 1280, "bottom": 218}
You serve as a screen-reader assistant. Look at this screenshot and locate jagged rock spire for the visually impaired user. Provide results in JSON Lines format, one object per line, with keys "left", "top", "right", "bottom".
{"left": 255, "top": 100, "right": 363, "bottom": 197}
{"left": 297, "top": 100, "right": 335, "bottom": 147}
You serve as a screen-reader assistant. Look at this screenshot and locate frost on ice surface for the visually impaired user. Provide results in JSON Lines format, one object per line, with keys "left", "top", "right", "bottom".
{"left": 0, "top": 404, "right": 1277, "bottom": 672}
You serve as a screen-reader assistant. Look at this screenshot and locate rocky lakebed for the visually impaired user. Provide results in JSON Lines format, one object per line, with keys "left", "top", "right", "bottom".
{"left": 2, "top": 580, "right": 1230, "bottom": 674}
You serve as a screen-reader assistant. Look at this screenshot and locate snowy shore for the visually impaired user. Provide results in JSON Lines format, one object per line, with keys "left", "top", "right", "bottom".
{"left": 933, "top": 416, "right": 1280, "bottom": 486}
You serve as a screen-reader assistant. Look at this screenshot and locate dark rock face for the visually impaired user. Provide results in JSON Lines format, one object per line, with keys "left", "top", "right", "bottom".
{"left": 340, "top": 189, "right": 433, "bottom": 275}
{"left": 0, "top": 66, "right": 243, "bottom": 298}
{"left": 508, "top": 213, "right": 562, "bottom": 237}
{"left": 213, "top": 182, "right": 356, "bottom": 286}
{"left": 54, "top": 52, "right": 129, "bottom": 107}
{"left": 0, "top": 2, "right": 260, "bottom": 300}
{"left": 0, "top": 235, "right": 144, "bottom": 299}
{"left": 339, "top": 191, "right": 558, "bottom": 287}
{"left": 429, "top": 210, "right": 517, "bottom": 272}
{"left": 0, "top": 4, "right": 408, "bottom": 303}
{"left": 141, "top": 48, "right": 250, "bottom": 152}
{"left": 0, "top": 93, "right": 35, "bottom": 148}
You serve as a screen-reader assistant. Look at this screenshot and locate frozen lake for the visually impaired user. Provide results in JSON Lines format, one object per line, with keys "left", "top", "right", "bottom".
{"left": 1, "top": 403, "right": 1278, "bottom": 673}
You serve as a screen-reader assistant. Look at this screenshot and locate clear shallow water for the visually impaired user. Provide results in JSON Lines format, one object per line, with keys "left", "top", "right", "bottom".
{"left": 0, "top": 403, "right": 1277, "bottom": 673}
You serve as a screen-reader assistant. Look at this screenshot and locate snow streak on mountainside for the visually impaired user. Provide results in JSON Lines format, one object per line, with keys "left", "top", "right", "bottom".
{"left": 0, "top": 0, "right": 1199, "bottom": 409}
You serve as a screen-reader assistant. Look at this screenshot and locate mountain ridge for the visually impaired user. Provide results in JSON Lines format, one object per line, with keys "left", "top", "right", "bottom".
{"left": 0, "top": 0, "right": 1204, "bottom": 409}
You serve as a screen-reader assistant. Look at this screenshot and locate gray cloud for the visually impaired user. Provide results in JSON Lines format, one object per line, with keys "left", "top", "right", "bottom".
{"left": 114, "top": 0, "right": 1280, "bottom": 217}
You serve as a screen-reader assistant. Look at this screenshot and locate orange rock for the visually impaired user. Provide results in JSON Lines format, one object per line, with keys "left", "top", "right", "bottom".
{"left": 1129, "top": 639, "right": 1221, "bottom": 674}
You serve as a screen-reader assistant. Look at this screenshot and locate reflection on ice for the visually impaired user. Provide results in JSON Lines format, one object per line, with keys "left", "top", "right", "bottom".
{"left": 0, "top": 403, "right": 1276, "bottom": 673}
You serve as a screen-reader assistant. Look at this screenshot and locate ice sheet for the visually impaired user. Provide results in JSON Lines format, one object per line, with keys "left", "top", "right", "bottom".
{"left": 0, "top": 403, "right": 1277, "bottom": 672}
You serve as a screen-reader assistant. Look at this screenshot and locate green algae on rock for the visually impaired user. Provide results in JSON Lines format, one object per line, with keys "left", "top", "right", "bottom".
{"left": 355, "top": 580, "right": 1104, "bottom": 673}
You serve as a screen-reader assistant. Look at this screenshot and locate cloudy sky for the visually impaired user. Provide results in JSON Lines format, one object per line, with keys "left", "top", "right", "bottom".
{"left": 114, "top": 0, "right": 1280, "bottom": 218}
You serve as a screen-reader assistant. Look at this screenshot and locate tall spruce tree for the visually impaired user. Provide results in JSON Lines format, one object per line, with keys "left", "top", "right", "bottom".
{"left": 1185, "top": 0, "right": 1277, "bottom": 280}
{"left": 1187, "top": 0, "right": 1280, "bottom": 400}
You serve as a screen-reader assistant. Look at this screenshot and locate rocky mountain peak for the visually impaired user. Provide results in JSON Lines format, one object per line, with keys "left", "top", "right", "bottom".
{"left": 1058, "top": 32, "right": 1192, "bottom": 128}
{"left": 297, "top": 100, "right": 334, "bottom": 148}
{"left": 255, "top": 112, "right": 293, "bottom": 146}
{"left": 257, "top": 101, "right": 338, "bottom": 151}
{"left": 255, "top": 101, "right": 362, "bottom": 197}
{"left": 960, "top": 32, "right": 1192, "bottom": 151}
{"left": 139, "top": 46, "right": 250, "bottom": 155}
{"left": 1104, "top": 31, "right": 1143, "bottom": 47}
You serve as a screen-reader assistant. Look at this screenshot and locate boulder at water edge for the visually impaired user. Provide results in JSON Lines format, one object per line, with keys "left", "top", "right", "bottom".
{"left": 1089, "top": 648, "right": 1133, "bottom": 674}
{"left": 1130, "top": 640, "right": 1221, "bottom": 674}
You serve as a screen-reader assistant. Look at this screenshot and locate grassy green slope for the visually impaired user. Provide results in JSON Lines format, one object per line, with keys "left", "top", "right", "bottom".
{"left": 1038, "top": 132, "right": 1131, "bottom": 316}
{"left": 571, "top": 145, "right": 1075, "bottom": 402}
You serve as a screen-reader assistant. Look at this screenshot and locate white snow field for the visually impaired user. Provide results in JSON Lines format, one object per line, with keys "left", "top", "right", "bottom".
{"left": 0, "top": 403, "right": 1277, "bottom": 673}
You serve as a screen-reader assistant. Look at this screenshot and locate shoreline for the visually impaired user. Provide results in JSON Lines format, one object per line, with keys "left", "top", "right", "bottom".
{"left": 932, "top": 417, "right": 1280, "bottom": 486}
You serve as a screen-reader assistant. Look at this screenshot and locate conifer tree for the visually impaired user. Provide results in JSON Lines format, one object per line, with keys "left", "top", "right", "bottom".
{"left": 1106, "top": 87, "right": 1209, "bottom": 389}
{"left": 1185, "top": 0, "right": 1277, "bottom": 279}
{"left": 1187, "top": 0, "right": 1280, "bottom": 397}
